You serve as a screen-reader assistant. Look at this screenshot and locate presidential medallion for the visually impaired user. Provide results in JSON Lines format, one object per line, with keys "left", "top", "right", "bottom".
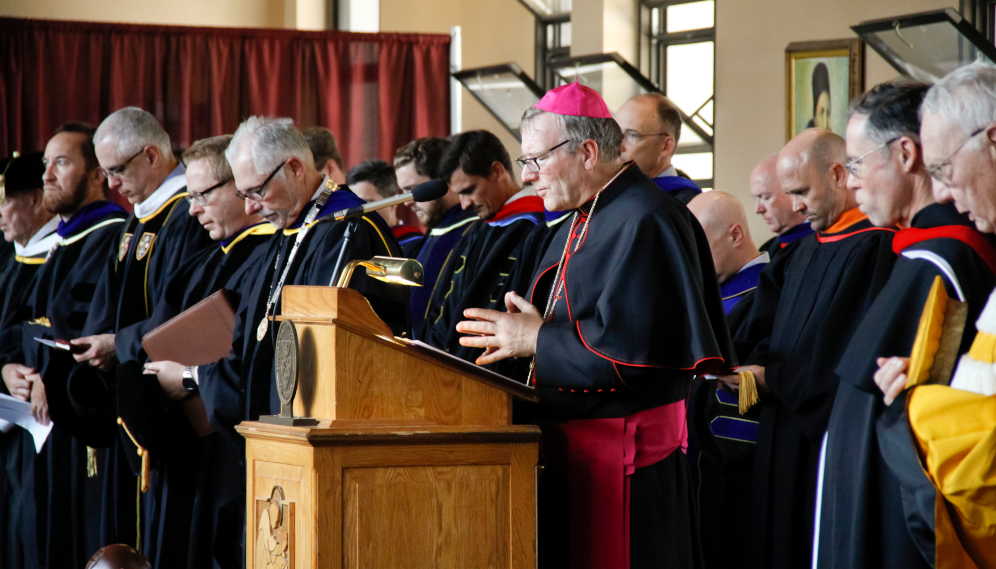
{"left": 257, "top": 317, "right": 269, "bottom": 342}
{"left": 118, "top": 233, "right": 133, "bottom": 262}
{"left": 136, "top": 233, "right": 155, "bottom": 260}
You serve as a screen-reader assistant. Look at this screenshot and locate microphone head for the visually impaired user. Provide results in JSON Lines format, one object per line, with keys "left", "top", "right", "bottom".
{"left": 411, "top": 179, "right": 449, "bottom": 202}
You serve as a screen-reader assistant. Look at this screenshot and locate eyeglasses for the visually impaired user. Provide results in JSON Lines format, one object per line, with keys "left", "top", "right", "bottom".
{"left": 622, "top": 130, "right": 671, "bottom": 145}
{"left": 102, "top": 148, "right": 146, "bottom": 179}
{"left": 236, "top": 161, "right": 286, "bottom": 201}
{"left": 516, "top": 140, "right": 570, "bottom": 173}
{"left": 185, "top": 178, "right": 231, "bottom": 206}
{"left": 845, "top": 137, "right": 899, "bottom": 178}
{"left": 925, "top": 126, "right": 987, "bottom": 186}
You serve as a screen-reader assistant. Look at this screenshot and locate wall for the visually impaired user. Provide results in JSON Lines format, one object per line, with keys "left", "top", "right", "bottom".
{"left": 715, "top": 0, "right": 958, "bottom": 243}
{"left": 379, "top": 0, "right": 536, "bottom": 172}
{"left": 0, "top": 0, "right": 287, "bottom": 28}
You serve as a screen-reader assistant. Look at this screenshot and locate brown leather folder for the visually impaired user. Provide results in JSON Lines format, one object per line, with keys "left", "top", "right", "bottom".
{"left": 143, "top": 289, "right": 237, "bottom": 436}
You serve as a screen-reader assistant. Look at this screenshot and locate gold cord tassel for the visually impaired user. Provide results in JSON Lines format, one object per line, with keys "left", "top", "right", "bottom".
{"left": 738, "top": 370, "right": 759, "bottom": 415}
{"left": 117, "top": 418, "right": 150, "bottom": 492}
{"left": 86, "top": 446, "right": 98, "bottom": 477}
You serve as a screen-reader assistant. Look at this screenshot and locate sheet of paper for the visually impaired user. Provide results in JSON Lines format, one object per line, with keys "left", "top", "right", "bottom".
{"left": 0, "top": 393, "right": 54, "bottom": 453}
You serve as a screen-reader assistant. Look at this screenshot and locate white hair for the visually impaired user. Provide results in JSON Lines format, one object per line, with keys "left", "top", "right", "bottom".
{"left": 921, "top": 61, "right": 996, "bottom": 144}
{"left": 94, "top": 106, "right": 174, "bottom": 161}
{"left": 226, "top": 116, "right": 315, "bottom": 175}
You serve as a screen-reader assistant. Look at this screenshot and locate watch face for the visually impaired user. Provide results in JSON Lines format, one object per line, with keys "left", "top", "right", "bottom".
{"left": 183, "top": 374, "right": 197, "bottom": 391}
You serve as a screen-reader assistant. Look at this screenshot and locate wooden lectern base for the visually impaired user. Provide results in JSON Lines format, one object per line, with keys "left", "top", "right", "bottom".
{"left": 238, "top": 420, "right": 540, "bottom": 569}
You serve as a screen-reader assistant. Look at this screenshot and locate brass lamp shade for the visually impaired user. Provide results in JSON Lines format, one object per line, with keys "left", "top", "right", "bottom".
{"left": 336, "top": 256, "right": 424, "bottom": 288}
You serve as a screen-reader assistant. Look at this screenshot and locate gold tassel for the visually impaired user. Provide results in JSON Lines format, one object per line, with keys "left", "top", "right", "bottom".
{"left": 738, "top": 370, "right": 759, "bottom": 415}
{"left": 117, "top": 418, "right": 150, "bottom": 492}
{"left": 86, "top": 446, "right": 98, "bottom": 477}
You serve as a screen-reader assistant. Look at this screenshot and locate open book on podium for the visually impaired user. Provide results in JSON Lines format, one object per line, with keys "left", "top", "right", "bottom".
{"left": 238, "top": 285, "right": 540, "bottom": 569}
{"left": 143, "top": 289, "right": 237, "bottom": 436}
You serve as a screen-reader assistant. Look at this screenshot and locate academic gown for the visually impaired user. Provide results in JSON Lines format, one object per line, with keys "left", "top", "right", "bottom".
{"left": 653, "top": 174, "right": 703, "bottom": 205}
{"left": 9, "top": 202, "right": 127, "bottom": 569}
{"left": 391, "top": 224, "right": 425, "bottom": 259}
{"left": 759, "top": 221, "right": 814, "bottom": 258}
{"left": 687, "top": 254, "right": 768, "bottom": 569}
{"left": 116, "top": 222, "right": 274, "bottom": 569}
{"left": 818, "top": 203, "right": 996, "bottom": 569}
{"left": 409, "top": 205, "right": 477, "bottom": 339}
{"left": 0, "top": 215, "right": 60, "bottom": 361}
{"left": 195, "top": 187, "right": 406, "bottom": 499}
{"left": 68, "top": 178, "right": 213, "bottom": 550}
{"left": 522, "top": 164, "right": 735, "bottom": 569}
{"left": 735, "top": 208, "right": 897, "bottom": 568}
{"left": 420, "top": 195, "right": 545, "bottom": 360}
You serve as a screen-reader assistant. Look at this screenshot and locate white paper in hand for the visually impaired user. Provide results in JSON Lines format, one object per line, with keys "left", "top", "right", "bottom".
{"left": 0, "top": 394, "right": 54, "bottom": 453}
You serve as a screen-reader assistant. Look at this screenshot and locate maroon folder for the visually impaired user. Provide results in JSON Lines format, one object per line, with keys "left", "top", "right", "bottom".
{"left": 143, "top": 289, "right": 236, "bottom": 436}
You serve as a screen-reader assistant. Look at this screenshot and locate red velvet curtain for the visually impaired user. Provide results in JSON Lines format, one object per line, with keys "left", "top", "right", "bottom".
{"left": 0, "top": 17, "right": 450, "bottom": 173}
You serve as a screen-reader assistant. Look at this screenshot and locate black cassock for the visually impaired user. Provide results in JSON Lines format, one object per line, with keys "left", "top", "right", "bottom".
{"left": 522, "top": 164, "right": 734, "bottom": 569}
{"left": 69, "top": 179, "right": 213, "bottom": 550}
{"left": 735, "top": 208, "right": 897, "bottom": 568}
{"left": 113, "top": 222, "right": 273, "bottom": 569}
{"left": 196, "top": 186, "right": 406, "bottom": 492}
{"left": 420, "top": 196, "right": 545, "bottom": 360}
{"left": 817, "top": 203, "right": 996, "bottom": 569}
{"left": 6, "top": 202, "right": 126, "bottom": 569}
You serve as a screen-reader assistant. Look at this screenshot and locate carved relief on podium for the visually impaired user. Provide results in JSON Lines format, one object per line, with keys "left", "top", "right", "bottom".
{"left": 255, "top": 486, "right": 295, "bottom": 569}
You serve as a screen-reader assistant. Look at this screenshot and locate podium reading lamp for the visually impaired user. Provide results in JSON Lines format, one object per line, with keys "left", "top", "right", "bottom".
{"left": 259, "top": 257, "right": 424, "bottom": 426}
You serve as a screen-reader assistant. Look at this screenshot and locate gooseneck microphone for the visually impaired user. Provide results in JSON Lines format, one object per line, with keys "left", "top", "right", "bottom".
{"left": 332, "top": 179, "right": 449, "bottom": 222}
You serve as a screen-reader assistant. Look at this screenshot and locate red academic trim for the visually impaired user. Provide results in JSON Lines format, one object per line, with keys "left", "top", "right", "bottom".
{"left": 391, "top": 224, "right": 423, "bottom": 240}
{"left": 893, "top": 225, "right": 996, "bottom": 275}
{"left": 488, "top": 195, "right": 545, "bottom": 223}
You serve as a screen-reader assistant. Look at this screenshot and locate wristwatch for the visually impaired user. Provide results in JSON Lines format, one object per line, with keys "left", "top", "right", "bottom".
{"left": 181, "top": 366, "right": 198, "bottom": 394}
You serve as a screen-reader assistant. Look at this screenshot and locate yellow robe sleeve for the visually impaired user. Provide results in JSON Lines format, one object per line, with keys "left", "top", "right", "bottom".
{"left": 908, "top": 385, "right": 996, "bottom": 569}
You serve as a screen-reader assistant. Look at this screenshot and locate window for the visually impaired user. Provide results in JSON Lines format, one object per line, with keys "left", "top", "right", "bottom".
{"left": 644, "top": 0, "right": 715, "bottom": 187}
{"left": 517, "top": 0, "right": 571, "bottom": 89}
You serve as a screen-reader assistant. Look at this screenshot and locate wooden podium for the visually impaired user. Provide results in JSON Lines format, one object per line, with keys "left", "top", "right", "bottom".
{"left": 235, "top": 286, "right": 540, "bottom": 569}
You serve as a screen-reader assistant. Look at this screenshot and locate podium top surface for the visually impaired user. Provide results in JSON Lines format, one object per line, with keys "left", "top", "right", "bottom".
{"left": 236, "top": 420, "right": 542, "bottom": 446}
{"left": 277, "top": 285, "right": 540, "bottom": 403}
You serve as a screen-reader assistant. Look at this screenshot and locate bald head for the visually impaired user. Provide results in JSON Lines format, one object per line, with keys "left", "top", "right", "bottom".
{"left": 776, "top": 129, "right": 854, "bottom": 231}
{"left": 750, "top": 153, "right": 807, "bottom": 234}
{"left": 688, "top": 191, "right": 761, "bottom": 283}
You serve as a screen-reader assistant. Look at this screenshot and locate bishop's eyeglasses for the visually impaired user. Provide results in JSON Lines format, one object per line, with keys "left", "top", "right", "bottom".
{"left": 516, "top": 140, "right": 570, "bottom": 173}
{"left": 236, "top": 160, "right": 286, "bottom": 201}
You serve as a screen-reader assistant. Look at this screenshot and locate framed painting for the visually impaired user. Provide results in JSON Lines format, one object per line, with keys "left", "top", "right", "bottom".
{"left": 786, "top": 39, "right": 864, "bottom": 141}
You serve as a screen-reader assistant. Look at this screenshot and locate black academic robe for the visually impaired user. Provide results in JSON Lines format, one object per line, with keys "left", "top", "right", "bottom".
{"left": 652, "top": 174, "right": 703, "bottom": 205}
{"left": 409, "top": 205, "right": 478, "bottom": 339}
{"left": 523, "top": 164, "right": 735, "bottom": 568}
{"left": 735, "top": 209, "right": 897, "bottom": 568}
{"left": 196, "top": 186, "right": 405, "bottom": 479}
{"left": 70, "top": 182, "right": 212, "bottom": 550}
{"left": 0, "top": 231, "right": 59, "bottom": 366}
{"left": 116, "top": 223, "right": 273, "bottom": 569}
{"left": 9, "top": 202, "right": 127, "bottom": 569}
{"left": 420, "top": 196, "right": 544, "bottom": 361}
{"left": 0, "top": 241, "right": 53, "bottom": 569}
{"left": 391, "top": 224, "right": 425, "bottom": 259}
{"left": 758, "top": 221, "right": 814, "bottom": 258}
{"left": 687, "top": 255, "right": 768, "bottom": 569}
{"left": 818, "top": 203, "right": 996, "bottom": 569}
